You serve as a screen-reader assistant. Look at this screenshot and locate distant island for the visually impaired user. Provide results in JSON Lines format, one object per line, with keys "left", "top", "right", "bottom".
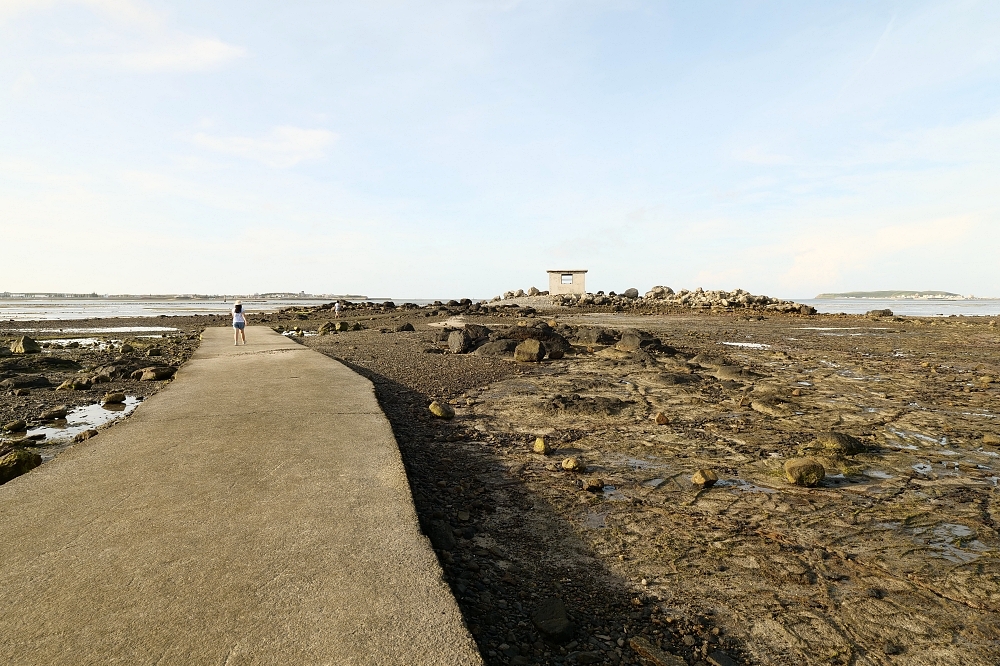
{"left": 815, "top": 290, "right": 967, "bottom": 299}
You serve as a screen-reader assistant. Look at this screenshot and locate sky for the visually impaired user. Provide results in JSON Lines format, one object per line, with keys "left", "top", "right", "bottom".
{"left": 1, "top": 0, "right": 999, "bottom": 299}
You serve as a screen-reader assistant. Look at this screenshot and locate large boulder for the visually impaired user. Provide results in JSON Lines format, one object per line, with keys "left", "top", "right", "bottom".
{"left": 622, "top": 288, "right": 639, "bottom": 299}
{"left": 0, "top": 449, "right": 42, "bottom": 485}
{"left": 532, "top": 597, "right": 575, "bottom": 642}
{"left": 2, "top": 420, "right": 27, "bottom": 433}
{"left": 0, "top": 375, "right": 50, "bottom": 390}
{"left": 784, "top": 458, "right": 826, "bottom": 487}
{"left": 574, "top": 327, "right": 616, "bottom": 345}
{"left": 615, "top": 330, "right": 661, "bottom": 352}
{"left": 472, "top": 339, "right": 518, "bottom": 357}
{"left": 132, "top": 366, "right": 176, "bottom": 381}
{"left": 447, "top": 329, "right": 473, "bottom": 354}
{"left": 40, "top": 405, "right": 69, "bottom": 421}
{"left": 514, "top": 339, "right": 545, "bottom": 363}
{"left": 10, "top": 336, "right": 40, "bottom": 354}
{"left": 800, "top": 431, "right": 866, "bottom": 456}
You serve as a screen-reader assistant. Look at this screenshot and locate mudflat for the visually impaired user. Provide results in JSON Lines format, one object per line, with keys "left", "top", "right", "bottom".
{"left": 3, "top": 301, "right": 999, "bottom": 665}
{"left": 292, "top": 302, "right": 999, "bottom": 666}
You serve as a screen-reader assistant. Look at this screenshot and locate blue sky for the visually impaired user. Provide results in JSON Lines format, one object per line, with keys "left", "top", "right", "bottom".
{"left": 2, "top": 1, "right": 998, "bottom": 299}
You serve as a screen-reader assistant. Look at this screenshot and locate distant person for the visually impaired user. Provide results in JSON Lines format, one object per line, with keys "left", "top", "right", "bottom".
{"left": 334, "top": 301, "right": 342, "bottom": 317}
{"left": 232, "top": 301, "right": 247, "bottom": 345}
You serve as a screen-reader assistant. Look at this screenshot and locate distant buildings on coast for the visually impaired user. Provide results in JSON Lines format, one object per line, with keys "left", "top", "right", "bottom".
{"left": 0, "top": 292, "right": 368, "bottom": 300}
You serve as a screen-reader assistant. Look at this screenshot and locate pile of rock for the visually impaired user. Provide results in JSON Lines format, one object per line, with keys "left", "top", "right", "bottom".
{"left": 430, "top": 320, "right": 575, "bottom": 361}
{"left": 642, "top": 286, "right": 815, "bottom": 314}
{"left": 542, "top": 285, "right": 817, "bottom": 314}
{"left": 499, "top": 287, "right": 550, "bottom": 299}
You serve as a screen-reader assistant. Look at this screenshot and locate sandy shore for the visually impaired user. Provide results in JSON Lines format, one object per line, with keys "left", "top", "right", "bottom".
{"left": 3, "top": 303, "right": 999, "bottom": 665}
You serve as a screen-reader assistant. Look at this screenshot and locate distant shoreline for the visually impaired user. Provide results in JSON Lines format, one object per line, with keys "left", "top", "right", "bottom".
{"left": 813, "top": 290, "right": 989, "bottom": 300}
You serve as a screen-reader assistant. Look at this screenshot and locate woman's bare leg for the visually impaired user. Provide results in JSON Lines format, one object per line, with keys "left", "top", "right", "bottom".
{"left": 234, "top": 328, "right": 239, "bottom": 345}
{"left": 240, "top": 327, "right": 246, "bottom": 344}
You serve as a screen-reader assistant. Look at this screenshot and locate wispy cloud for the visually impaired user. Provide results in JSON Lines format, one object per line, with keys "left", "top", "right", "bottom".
{"left": 85, "top": 36, "right": 246, "bottom": 72}
{"left": 191, "top": 127, "right": 339, "bottom": 168}
{"left": 2, "top": 0, "right": 245, "bottom": 72}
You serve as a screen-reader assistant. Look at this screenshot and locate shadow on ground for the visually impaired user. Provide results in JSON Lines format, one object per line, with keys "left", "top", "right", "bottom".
{"left": 335, "top": 355, "right": 746, "bottom": 666}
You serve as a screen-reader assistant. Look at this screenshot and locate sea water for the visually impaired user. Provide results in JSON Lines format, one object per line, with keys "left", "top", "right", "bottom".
{"left": 799, "top": 298, "right": 1000, "bottom": 317}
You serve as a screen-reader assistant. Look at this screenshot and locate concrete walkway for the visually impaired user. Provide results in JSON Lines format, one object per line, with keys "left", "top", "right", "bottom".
{"left": 0, "top": 327, "right": 482, "bottom": 665}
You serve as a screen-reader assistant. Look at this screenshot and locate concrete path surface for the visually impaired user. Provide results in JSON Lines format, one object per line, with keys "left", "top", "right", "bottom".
{"left": 0, "top": 327, "right": 482, "bottom": 665}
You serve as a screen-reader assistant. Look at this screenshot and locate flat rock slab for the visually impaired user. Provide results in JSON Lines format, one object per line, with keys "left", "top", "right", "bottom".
{"left": 0, "top": 327, "right": 481, "bottom": 665}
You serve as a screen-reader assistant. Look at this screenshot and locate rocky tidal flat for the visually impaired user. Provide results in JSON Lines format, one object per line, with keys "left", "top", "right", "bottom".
{"left": 293, "top": 298, "right": 999, "bottom": 666}
{"left": 2, "top": 299, "right": 999, "bottom": 665}
{"left": 0, "top": 318, "right": 204, "bottom": 481}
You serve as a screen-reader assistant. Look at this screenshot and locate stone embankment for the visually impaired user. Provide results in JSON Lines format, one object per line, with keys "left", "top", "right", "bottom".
{"left": 495, "top": 286, "right": 816, "bottom": 315}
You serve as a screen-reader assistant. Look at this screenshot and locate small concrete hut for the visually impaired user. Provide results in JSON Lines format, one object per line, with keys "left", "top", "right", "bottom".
{"left": 547, "top": 269, "right": 587, "bottom": 296}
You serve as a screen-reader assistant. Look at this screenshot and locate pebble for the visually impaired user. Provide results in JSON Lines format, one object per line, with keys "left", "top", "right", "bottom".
{"left": 691, "top": 469, "right": 718, "bottom": 488}
{"left": 561, "top": 457, "right": 582, "bottom": 472}
{"left": 654, "top": 412, "right": 669, "bottom": 425}
{"left": 533, "top": 437, "right": 551, "bottom": 454}
{"left": 428, "top": 401, "right": 455, "bottom": 419}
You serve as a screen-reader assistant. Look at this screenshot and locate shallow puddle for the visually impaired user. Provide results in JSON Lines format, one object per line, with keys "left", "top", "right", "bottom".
{"left": 20, "top": 398, "right": 141, "bottom": 460}
{"left": 714, "top": 478, "right": 777, "bottom": 494}
{"left": 719, "top": 342, "right": 770, "bottom": 350}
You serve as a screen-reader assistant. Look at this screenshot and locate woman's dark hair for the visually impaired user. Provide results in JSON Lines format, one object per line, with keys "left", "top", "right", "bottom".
{"left": 234, "top": 304, "right": 242, "bottom": 313}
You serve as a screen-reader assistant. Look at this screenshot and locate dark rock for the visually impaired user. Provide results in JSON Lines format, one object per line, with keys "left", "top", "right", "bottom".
{"left": 395, "top": 323, "right": 415, "bottom": 332}
{"left": 867, "top": 308, "right": 893, "bottom": 318}
{"left": 146, "top": 347, "right": 162, "bottom": 357}
{"left": 574, "top": 328, "right": 616, "bottom": 345}
{"left": 472, "top": 339, "right": 518, "bottom": 357}
{"left": 628, "top": 636, "right": 686, "bottom": 665}
{"left": 801, "top": 431, "right": 866, "bottom": 456}
{"left": 622, "top": 288, "right": 639, "bottom": 299}
{"left": 532, "top": 597, "right": 575, "bottom": 642}
{"left": 56, "top": 377, "right": 91, "bottom": 391}
{"left": 427, "top": 520, "right": 457, "bottom": 551}
{"left": 0, "top": 375, "right": 50, "bottom": 390}
{"left": 784, "top": 458, "right": 826, "bottom": 487}
{"left": 102, "top": 392, "right": 126, "bottom": 405}
{"left": 40, "top": 405, "right": 68, "bottom": 421}
{"left": 133, "top": 366, "right": 176, "bottom": 381}
{"left": 448, "top": 329, "right": 473, "bottom": 354}
{"left": 462, "top": 324, "right": 491, "bottom": 340}
{"left": 707, "top": 651, "right": 739, "bottom": 666}
{"left": 615, "top": 330, "right": 661, "bottom": 352}
{"left": 120, "top": 343, "right": 135, "bottom": 354}
{"left": 514, "top": 339, "right": 545, "bottom": 363}
{"left": 2, "top": 420, "right": 27, "bottom": 433}
{"left": 0, "top": 449, "right": 42, "bottom": 484}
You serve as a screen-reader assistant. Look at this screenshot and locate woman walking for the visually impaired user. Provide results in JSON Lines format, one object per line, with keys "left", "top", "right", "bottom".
{"left": 232, "top": 300, "right": 247, "bottom": 345}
